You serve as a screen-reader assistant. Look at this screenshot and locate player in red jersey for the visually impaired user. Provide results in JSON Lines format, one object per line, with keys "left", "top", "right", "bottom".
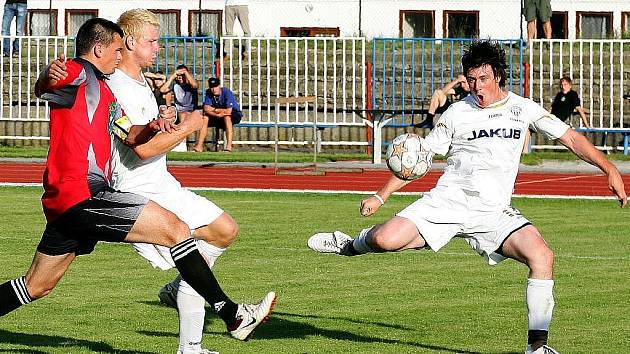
{"left": 0, "top": 18, "right": 274, "bottom": 343}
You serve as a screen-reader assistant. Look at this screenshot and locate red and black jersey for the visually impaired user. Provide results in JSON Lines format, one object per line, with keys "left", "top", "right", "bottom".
{"left": 38, "top": 58, "right": 122, "bottom": 222}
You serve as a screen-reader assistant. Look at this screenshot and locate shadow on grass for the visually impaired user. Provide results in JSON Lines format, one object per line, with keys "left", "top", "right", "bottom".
{"left": 0, "top": 329, "right": 156, "bottom": 354}
{"left": 137, "top": 305, "right": 522, "bottom": 354}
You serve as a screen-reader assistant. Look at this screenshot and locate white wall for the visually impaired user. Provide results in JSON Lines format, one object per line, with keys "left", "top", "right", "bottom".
{"left": 25, "top": 0, "right": 630, "bottom": 39}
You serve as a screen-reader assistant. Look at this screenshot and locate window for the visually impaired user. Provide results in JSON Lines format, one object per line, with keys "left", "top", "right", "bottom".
{"left": 280, "top": 27, "right": 340, "bottom": 37}
{"left": 65, "top": 9, "right": 97, "bottom": 37}
{"left": 537, "top": 11, "right": 567, "bottom": 39}
{"left": 400, "top": 10, "right": 434, "bottom": 38}
{"left": 577, "top": 12, "right": 613, "bottom": 39}
{"left": 444, "top": 11, "right": 478, "bottom": 38}
{"left": 151, "top": 10, "right": 180, "bottom": 37}
{"left": 27, "top": 9, "right": 58, "bottom": 36}
{"left": 189, "top": 10, "right": 222, "bottom": 37}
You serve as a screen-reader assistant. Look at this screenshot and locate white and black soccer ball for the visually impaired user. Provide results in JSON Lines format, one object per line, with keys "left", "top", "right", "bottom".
{"left": 385, "top": 133, "right": 433, "bottom": 180}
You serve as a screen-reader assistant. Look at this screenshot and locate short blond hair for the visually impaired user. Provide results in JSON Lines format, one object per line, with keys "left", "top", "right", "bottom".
{"left": 117, "top": 9, "right": 160, "bottom": 39}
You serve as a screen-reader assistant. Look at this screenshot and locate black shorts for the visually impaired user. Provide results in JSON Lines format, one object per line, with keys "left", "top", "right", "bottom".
{"left": 37, "top": 187, "right": 149, "bottom": 256}
{"left": 208, "top": 113, "right": 242, "bottom": 128}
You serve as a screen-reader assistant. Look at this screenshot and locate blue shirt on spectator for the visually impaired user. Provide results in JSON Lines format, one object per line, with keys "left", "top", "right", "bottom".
{"left": 203, "top": 87, "right": 243, "bottom": 124}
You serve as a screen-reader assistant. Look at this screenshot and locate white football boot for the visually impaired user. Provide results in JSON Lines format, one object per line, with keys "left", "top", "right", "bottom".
{"left": 177, "top": 348, "right": 219, "bottom": 354}
{"left": 307, "top": 231, "right": 353, "bottom": 254}
{"left": 525, "top": 344, "right": 560, "bottom": 354}
{"left": 229, "top": 291, "right": 277, "bottom": 341}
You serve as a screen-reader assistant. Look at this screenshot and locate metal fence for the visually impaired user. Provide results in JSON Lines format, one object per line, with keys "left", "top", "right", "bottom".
{"left": 527, "top": 39, "right": 630, "bottom": 129}
{"left": 220, "top": 36, "right": 367, "bottom": 126}
{"left": 371, "top": 37, "right": 524, "bottom": 126}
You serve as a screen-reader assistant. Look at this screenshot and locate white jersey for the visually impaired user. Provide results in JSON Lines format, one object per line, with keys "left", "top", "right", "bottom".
{"left": 424, "top": 91, "right": 569, "bottom": 211}
{"left": 108, "top": 69, "right": 182, "bottom": 198}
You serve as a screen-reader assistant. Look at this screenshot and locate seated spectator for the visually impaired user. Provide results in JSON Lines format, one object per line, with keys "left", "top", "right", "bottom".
{"left": 550, "top": 76, "right": 590, "bottom": 128}
{"left": 161, "top": 64, "right": 202, "bottom": 125}
{"left": 415, "top": 74, "right": 470, "bottom": 129}
{"left": 144, "top": 70, "right": 171, "bottom": 106}
{"left": 194, "top": 77, "right": 242, "bottom": 152}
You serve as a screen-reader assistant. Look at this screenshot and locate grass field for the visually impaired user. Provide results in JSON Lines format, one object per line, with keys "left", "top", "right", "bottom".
{"left": 0, "top": 187, "right": 628, "bottom": 354}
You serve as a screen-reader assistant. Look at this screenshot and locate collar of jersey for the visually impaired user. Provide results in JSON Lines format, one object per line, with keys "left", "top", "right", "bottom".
{"left": 473, "top": 91, "right": 510, "bottom": 109}
{"left": 74, "top": 57, "right": 107, "bottom": 80}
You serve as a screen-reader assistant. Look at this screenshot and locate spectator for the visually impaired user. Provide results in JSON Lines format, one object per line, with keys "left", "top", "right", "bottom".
{"left": 1, "top": 0, "right": 27, "bottom": 57}
{"left": 224, "top": 0, "right": 251, "bottom": 59}
{"left": 415, "top": 74, "right": 470, "bottom": 129}
{"left": 195, "top": 77, "right": 242, "bottom": 152}
{"left": 524, "top": 0, "right": 552, "bottom": 41}
{"left": 161, "top": 64, "right": 203, "bottom": 126}
{"left": 550, "top": 76, "right": 590, "bottom": 128}
{"left": 144, "top": 70, "right": 171, "bottom": 106}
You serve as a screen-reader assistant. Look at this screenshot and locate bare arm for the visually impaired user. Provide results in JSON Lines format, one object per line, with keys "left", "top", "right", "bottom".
{"left": 203, "top": 104, "right": 232, "bottom": 118}
{"left": 132, "top": 110, "right": 203, "bottom": 160}
{"left": 160, "top": 72, "right": 176, "bottom": 94}
{"left": 575, "top": 106, "right": 590, "bottom": 128}
{"left": 558, "top": 129, "right": 627, "bottom": 207}
{"left": 183, "top": 70, "right": 199, "bottom": 89}
{"left": 440, "top": 74, "right": 466, "bottom": 96}
{"left": 360, "top": 174, "right": 414, "bottom": 216}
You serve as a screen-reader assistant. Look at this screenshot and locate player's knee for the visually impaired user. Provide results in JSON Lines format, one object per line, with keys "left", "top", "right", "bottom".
{"left": 163, "top": 217, "right": 192, "bottom": 247}
{"left": 530, "top": 246, "right": 555, "bottom": 273}
{"left": 369, "top": 230, "right": 399, "bottom": 251}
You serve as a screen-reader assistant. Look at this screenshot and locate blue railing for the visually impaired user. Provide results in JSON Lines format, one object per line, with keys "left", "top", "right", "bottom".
{"left": 371, "top": 37, "right": 524, "bottom": 126}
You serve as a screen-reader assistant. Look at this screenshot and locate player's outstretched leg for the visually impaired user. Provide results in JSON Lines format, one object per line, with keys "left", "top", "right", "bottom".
{"left": 307, "top": 230, "right": 354, "bottom": 254}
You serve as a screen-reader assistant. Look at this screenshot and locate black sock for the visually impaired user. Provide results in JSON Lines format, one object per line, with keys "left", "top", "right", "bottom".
{"left": 341, "top": 242, "right": 361, "bottom": 256}
{"left": 170, "top": 238, "right": 238, "bottom": 325}
{"left": 426, "top": 113, "right": 435, "bottom": 121}
{"left": 0, "top": 277, "right": 33, "bottom": 316}
{"left": 528, "top": 329, "right": 548, "bottom": 347}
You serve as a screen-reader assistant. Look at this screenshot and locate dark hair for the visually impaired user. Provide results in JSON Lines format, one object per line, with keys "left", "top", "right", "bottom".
{"left": 176, "top": 64, "right": 188, "bottom": 71}
{"left": 75, "top": 18, "right": 124, "bottom": 56}
{"left": 560, "top": 76, "right": 572, "bottom": 84}
{"left": 461, "top": 41, "right": 508, "bottom": 87}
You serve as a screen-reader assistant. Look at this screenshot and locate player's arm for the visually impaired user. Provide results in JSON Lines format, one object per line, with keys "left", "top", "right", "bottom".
{"left": 360, "top": 175, "right": 413, "bottom": 217}
{"left": 132, "top": 110, "right": 203, "bottom": 160}
{"left": 35, "top": 53, "right": 68, "bottom": 96}
{"left": 116, "top": 107, "right": 178, "bottom": 147}
{"left": 558, "top": 129, "right": 626, "bottom": 207}
{"left": 160, "top": 72, "right": 176, "bottom": 94}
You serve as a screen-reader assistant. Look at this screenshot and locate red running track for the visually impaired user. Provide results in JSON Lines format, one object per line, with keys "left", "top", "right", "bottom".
{"left": 0, "top": 162, "right": 627, "bottom": 198}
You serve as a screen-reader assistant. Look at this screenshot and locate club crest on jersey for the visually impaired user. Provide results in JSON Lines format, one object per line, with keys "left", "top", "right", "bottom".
{"left": 467, "top": 128, "right": 522, "bottom": 141}
{"left": 510, "top": 105, "right": 522, "bottom": 117}
{"left": 107, "top": 102, "right": 119, "bottom": 133}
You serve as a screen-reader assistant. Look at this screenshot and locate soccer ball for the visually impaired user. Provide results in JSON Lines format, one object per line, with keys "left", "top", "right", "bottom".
{"left": 385, "top": 133, "right": 433, "bottom": 180}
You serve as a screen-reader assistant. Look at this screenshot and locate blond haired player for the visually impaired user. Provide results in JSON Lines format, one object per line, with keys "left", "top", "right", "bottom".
{"left": 108, "top": 9, "right": 275, "bottom": 353}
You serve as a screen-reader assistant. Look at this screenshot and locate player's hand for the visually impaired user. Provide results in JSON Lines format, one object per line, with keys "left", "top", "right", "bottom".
{"left": 150, "top": 117, "right": 178, "bottom": 133}
{"left": 360, "top": 195, "right": 383, "bottom": 217}
{"left": 606, "top": 170, "right": 627, "bottom": 208}
{"left": 159, "top": 105, "right": 177, "bottom": 123}
{"left": 47, "top": 53, "right": 67, "bottom": 83}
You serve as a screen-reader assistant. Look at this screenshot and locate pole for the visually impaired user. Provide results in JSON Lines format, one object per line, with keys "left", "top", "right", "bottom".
{"left": 358, "top": 0, "right": 362, "bottom": 36}
{"left": 198, "top": 0, "right": 202, "bottom": 36}
{"left": 49, "top": 0, "right": 53, "bottom": 35}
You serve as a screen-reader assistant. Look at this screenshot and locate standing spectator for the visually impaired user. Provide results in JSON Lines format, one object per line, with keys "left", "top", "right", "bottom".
{"left": 523, "top": 0, "right": 552, "bottom": 41}
{"left": 415, "top": 74, "right": 470, "bottom": 129}
{"left": 194, "top": 77, "right": 242, "bottom": 152}
{"left": 224, "top": 0, "right": 251, "bottom": 59}
{"left": 1, "top": 0, "right": 27, "bottom": 57}
{"left": 550, "top": 76, "right": 590, "bottom": 128}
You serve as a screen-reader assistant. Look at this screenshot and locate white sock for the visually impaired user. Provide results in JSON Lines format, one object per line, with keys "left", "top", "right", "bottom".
{"left": 196, "top": 241, "right": 226, "bottom": 269}
{"left": 526, "top": 278, "right": 555, "bottom": 331}
{"left": 351, "top": 227, "right": 375, "bottom": 254}
{"left": 177, "top": 280, "right": 206, "bottom": 352}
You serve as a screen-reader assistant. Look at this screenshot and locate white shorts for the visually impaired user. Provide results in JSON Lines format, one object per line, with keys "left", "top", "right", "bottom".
{"left": 396, "top": 192, "right": 530, "bottom": 265}
{"left": 133, "top": 188, "right": 224, "bottom": 270}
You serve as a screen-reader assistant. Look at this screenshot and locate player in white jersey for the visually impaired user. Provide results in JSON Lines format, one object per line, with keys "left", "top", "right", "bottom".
{"left": 308, "top": 41, "right": 627, "bottom": 354}
{"left": 107, "top": 9, "right": 275, "bottom": 354}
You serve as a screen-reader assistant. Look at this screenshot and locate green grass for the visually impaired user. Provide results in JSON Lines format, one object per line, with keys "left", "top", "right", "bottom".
{"left": 0, "top": 187, "right": 628, "bottom": 353}
{"left": 3, "top": 145, "right": 630, "bottom": 164}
